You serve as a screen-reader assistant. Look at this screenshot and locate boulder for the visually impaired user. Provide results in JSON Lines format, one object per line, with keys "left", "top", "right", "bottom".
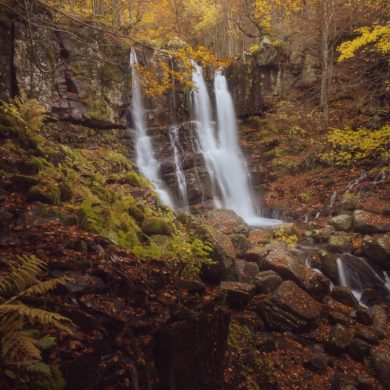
{"left": 229, "top": 233, "right": 252, "bottom": 257}
{"left": 174, "top": 279, "right": 206, "bottom": 295}
{"left": 370, "top": 346, "right": 390, "bottom": 388}
{"left": 305, "top": 352, "right": 329, "bottom": 373}
{"left": 355, "top": 307, "right": 373, "bottom": 325}
{"left": 352, "top": 210, "right": 390, "bottom": 234}
{"left": 220, "top": 281, "right": 255, "bottom": 309}
{"left": 327, "top": 324, "right": 353, "bottom": 353}
{"left": 355, "top": 328, "right": 379, "bottom": 346}
{"left": 236, "top": 260, "right": 259, "bottom": 283}
{"left": 201, "top": 209, "right": 249, "bottom": 236}
{"left": 201, "top": 229, "right": 237, "bottom": 283}
{"left": 27, "top": 184, "right": 61, "bottom": 205}
{"left": 242, "top": 246, "right": 267, "bottom": 263}
{"left": 362, "top": 234, "right": 390, "bottom": 269}
{"left": 330, "top": 214, "right": 352, "bottom": 231}
{"left": 258, "top": 281, "right": 321, "bottom": 331}
{"left": 300, "top": 269, "right": 330, "bottom": 301}
{"left": 318, "top": 250, "right": 339, "bottom": 282}
{"left": 327, "top": 235, "right": 353, "bottom": 253}
{"left": 260, "top": 244, "right": 305, "bottom": 283}
{"left": 141, "top": 217, "right": 172, "bottom": 236}
{"left": 327, "top": 310, "right": 350, "bottom": 327}
{"left": 254, "top": 270, "right": 282, "bottom": 293}
{"left": 331, "top": 286, "right": 359, "bottom": 308}
{"left": 370, "top": 305, "right": 387, "bottom": 330}
{"left": 347, "top": 338, "right": 370, "bottom": 361}
{"left": 60, "top": 273, "right": 107, "bottom": 295}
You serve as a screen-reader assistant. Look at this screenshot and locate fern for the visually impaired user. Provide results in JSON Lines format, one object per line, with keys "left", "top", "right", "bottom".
{"left": 0, "top": 255, "right": 73, "bottom": 367}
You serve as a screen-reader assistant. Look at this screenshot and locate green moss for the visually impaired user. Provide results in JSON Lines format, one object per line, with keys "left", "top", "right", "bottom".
{"left": 118, "top": 229, "right": 139, "bottom": 249}
{"left": 75, "top": 201, "right": 104, "bottom": 234}
{"left": 91, "top": 184, "right": 116, "bottom": 203}
{"left": 27, "top": 183, "right": 61, "bottom": 205}
{"left": 142, "top": 217, "right": 173, "bottom": 236}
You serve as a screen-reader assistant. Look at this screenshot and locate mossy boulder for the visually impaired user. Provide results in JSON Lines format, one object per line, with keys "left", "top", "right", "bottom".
{"left": 127, "top": 204, "right": 144, "bottom": 224}
{"left": 19, "top": 156, "right": 50, "bottom": 174}
{"left": 59, "top": 183, "right": 74, "bottom": 202}
{"left": 13, "top": 174, "right": 40, "bottom": 189}
{"left": 142, "top": 217, "right": 172, "bottom": 236}
{"left": 27, "top": 184, "right": 61, "bottom": 205}
{"left": 91, "top": 185, "right": 116, "bottom": 203}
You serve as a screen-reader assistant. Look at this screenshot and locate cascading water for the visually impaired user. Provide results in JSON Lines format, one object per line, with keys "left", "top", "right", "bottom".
{"left": 169, "top": 125, "right": 189, "bottom": 210}
{"left": 336, "top": 254, "right": 390, "bottom": 305}
{"left": 191, "top": 62, "right": 281, "bottom": 227}
{"left": 129, "top": 48, "right": 173, "bottom": 207}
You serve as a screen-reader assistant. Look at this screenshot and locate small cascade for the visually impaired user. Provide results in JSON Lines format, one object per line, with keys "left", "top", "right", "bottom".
{"left": 347, "top": 172, "right": 368, "bottom": 192}
{"left": 169, "top": 125, "right": 189, "bottom": 210}
{"left": 336, "top": 254, "right": 390, "bottom": 305}
{"left": 329, "top": 190, "right": 337, "bottom": 208}
{"left": 191, "top": 63, "right": 281, "bottom": 227}
{"left": 129, "top": 48, "right": 173, "bottom": 207}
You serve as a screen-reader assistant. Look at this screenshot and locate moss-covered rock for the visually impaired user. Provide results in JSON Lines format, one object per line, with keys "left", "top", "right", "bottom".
{"left": 20, "top": 156, "right": 50, "bottom": 174}
{"left": 27, "top": 183, "right": 61, "bottom": 205}
{"left": 91, "top": 185, "right": 116, "bottom": 203}
{"left": 127, "top": 204, "right": 144, "bottom": 224}
{"left": 118, "top": 229, "right": 140, "bottom": 248}
{"left": 142, "top": 217, "right": 173, "bottom": 236}
{"left": 59, "top": 182, "right": 74, "bottom": 202}
{"left": 13, "top": 174, "right": 40, "bottom": 189}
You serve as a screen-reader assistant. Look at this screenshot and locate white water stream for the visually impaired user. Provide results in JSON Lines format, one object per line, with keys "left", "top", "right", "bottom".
{"left": 191, "top": 63, "right": 281, "bottom": 227}
{"left": 169, "top": 125, "right": 189, "bottom": 210}
{"left": 129, "top": 49, "right": 173, "bottom": 207}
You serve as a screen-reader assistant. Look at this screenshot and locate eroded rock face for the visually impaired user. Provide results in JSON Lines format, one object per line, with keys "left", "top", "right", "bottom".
{"left": 200, "top": 209, "right": 250, "bottom": 236}
{"left": 258, "top": 280, "right": 321, "bottom": 331}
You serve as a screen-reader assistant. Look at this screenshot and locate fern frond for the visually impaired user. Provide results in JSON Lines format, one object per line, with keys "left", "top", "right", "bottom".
{"left": 1, "top": 255, "right": 46, "bottom": 294}
{"left": 0, "top": 304, "right": 73, "bottom": 333}
{"left": 14, "top": 277, "right": 69, "bottom": 301}
{"left": 2, "top": 329, "right": 42, "bottom": 361}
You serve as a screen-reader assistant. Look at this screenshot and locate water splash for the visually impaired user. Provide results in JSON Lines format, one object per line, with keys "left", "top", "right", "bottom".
{"left": 191, "top": 63, "right": 281, "bottom": 227}
{"left": 129, "top": 48, "right": 173, "bottom": 207}
{"left": 169, "top": 125, "right": 189, "bottom": 210}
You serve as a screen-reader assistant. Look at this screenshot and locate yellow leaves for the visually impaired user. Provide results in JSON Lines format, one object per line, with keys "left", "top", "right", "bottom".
{"left": 138, "top": 45, "right": 230, "bottom": 97}
{"left": 254, "top": 0, "right": 304, "bottom": 29}
{"left": 319, "top": 125, "right": 390, "bottom": 166}
{"left": 338, "top": 23, "right": 390, "bottom": 61}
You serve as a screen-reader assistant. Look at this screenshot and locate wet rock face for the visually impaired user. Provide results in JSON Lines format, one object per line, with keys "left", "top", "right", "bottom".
{"left": 12, "top": 22, "right": 130, "bottom": 128}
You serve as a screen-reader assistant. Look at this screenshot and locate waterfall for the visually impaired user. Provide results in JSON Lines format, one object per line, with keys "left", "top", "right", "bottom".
{"left": 336, "top": 254, "right": 390, "bottom": 305}
{"left": 169, "top": 125, "right": 189, "bottom": 210}
{"left": 129, "top": 48, "right": 173, "bottom": 207}
{"left": 191, "top": 62, "right": 281, "bottom": 227}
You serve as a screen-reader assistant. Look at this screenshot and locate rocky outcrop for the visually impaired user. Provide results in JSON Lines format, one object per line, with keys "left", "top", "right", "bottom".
{"left": 258, "top": 280, "right": 321, "bottom": 331}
